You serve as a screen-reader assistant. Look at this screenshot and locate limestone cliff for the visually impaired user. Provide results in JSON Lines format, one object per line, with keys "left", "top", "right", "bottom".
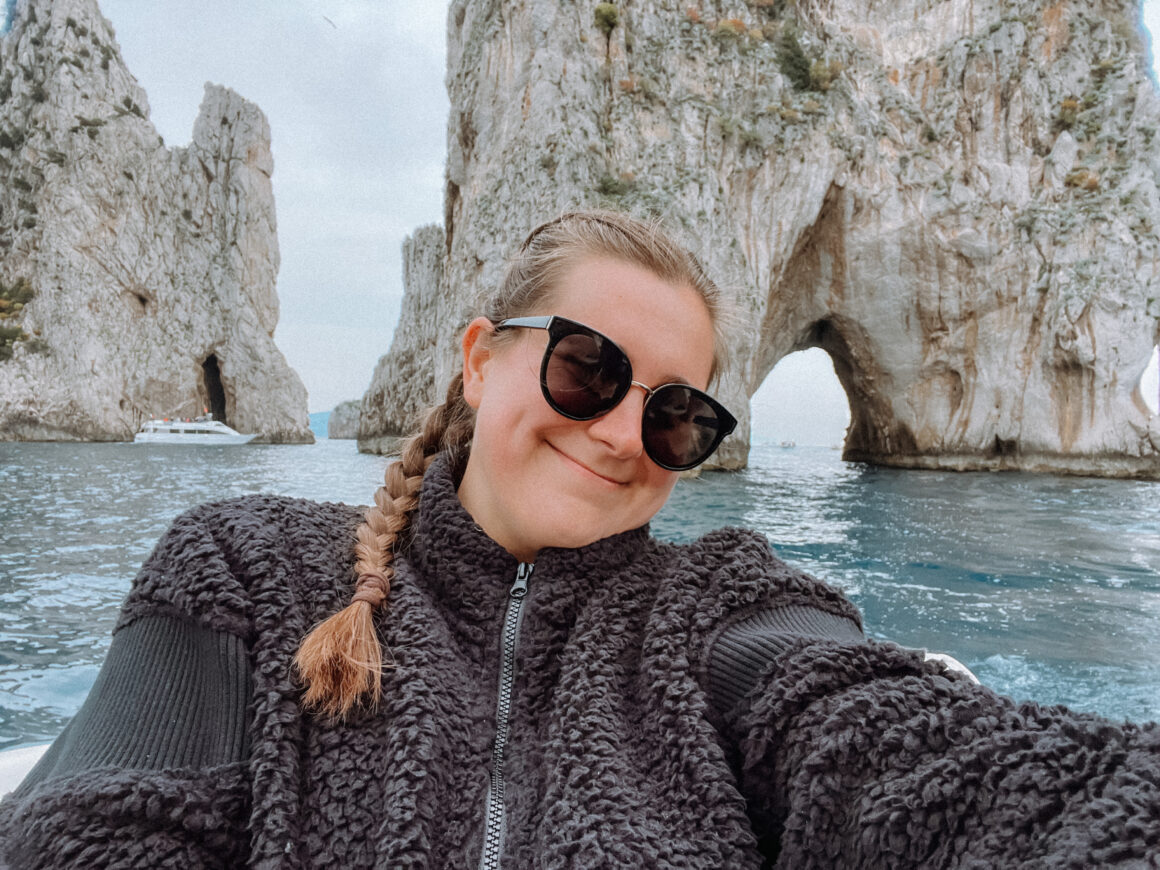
{"left": 0, "top": 0, "right": 312, "bottom": 442}
{"left": 360, "top": 223, "right": 446, "bottom": 452}
{"left": 327, "top": 399, "right": 360, "bottom": 439}
{"left": 361, "top": 0, "right": 1160, "bottom": 478}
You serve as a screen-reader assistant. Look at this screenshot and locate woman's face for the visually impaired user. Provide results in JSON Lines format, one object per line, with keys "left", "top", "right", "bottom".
{"left": 457, "top": 256, "right": 717, "bottom": 562}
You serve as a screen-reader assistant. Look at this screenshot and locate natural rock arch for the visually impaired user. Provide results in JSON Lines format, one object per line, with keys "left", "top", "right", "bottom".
{"left": 750, "top": 346, "right": 850, "bottom": 446}
{"left": 750, "top": 183, "right": 914, "bottom": 460}
{"left": 1139, "top": 345, "right": 1159, "bottom": 415}
{"left": 360, "top": 0, "right": 1160, "bottom": 478}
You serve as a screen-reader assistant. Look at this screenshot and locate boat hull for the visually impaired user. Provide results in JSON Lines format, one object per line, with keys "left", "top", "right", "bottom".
{"left": 133, "top": 418, "right": 257, "bottom": 445}
{"left": 133, "top": 432, "right": 257, "bottom": 445}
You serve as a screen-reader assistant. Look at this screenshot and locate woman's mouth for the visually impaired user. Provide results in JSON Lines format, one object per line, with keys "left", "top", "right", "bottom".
{"left": 550, "top": 444, "right": 626, "bottom": 487}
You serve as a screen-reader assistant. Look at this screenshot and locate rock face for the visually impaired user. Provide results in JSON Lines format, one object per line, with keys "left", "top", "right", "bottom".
{"left": 327, "top": 399, "right": 361, "bottom": 439}
{"left": 0, "top": 0, "right": 312, "bottom": 442}
{"left": 361, "top": 0, "right": 1160, "bottom": 477}
{"left": 359, "top": 223, "right": 447, "bottom": 453}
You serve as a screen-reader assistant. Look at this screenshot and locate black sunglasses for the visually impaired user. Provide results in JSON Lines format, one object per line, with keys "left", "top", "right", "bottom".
{"left": 494, "top": 315, "right": 736, "bottom": 471}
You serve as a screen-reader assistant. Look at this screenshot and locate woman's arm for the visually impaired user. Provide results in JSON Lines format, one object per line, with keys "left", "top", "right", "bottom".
{"left": 0, "top": 501, "right": 262, "bottom": 869}
{"left": 0, "top": 613, "right": 253, "bottom": 868}
{"left": 712, "top": 631, "right": 1160, "bottom": 867}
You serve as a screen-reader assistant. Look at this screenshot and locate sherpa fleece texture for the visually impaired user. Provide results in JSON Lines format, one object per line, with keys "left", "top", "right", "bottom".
{"left": 1, "top": 456, "right": 1158, "bottom": 868}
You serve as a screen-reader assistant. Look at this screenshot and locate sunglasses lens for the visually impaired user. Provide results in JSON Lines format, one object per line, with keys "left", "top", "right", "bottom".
{"left": 642, "top": 385, "right": 728, "bottom": 470}
{"left": 527, "top": 317, "right": 735, "bottom": 469}
{"left": 543, "top": 330, "right": 631, "bottom": 419}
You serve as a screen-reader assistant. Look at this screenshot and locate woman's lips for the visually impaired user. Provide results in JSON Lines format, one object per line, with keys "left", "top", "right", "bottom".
{"left": 550, "top": 443, "right": 626, "bottom": 486}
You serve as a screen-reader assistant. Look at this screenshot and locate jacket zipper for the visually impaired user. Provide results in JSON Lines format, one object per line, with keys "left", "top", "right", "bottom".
{"left": 478, "top": 562, "right": 533, "bottom": 870}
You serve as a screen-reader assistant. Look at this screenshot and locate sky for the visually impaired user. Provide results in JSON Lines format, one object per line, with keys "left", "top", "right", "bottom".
{"left": 62, "top": 1, "right": 1160, "bottom": 441}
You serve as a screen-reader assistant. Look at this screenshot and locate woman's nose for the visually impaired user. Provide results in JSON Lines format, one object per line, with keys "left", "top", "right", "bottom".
{"left": 585, "top": 386, "right": 646, "bottom": 459}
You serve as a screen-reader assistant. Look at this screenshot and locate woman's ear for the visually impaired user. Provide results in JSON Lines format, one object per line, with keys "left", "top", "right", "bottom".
{"left": 461, "top": 317, "right": 496, "bottom": 410}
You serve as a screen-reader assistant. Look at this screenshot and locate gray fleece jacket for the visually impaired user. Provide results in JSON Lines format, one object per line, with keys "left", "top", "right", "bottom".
{"left": 1, "top": 456, "right": 1157, "bottom": 868}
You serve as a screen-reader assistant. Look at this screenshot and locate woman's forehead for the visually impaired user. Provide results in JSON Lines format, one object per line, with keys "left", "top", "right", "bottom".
{"left": 544, "top": 257, "right": 716, "bottom": 386}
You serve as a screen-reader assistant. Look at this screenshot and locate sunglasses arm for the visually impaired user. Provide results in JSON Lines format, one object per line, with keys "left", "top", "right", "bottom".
{"left": 494, "top": 315, "right": 554, "bottom": 332}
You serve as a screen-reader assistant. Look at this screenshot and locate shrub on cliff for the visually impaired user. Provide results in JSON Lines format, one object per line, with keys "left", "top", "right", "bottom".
{"left": 0, "top": 277, "right": 34, "bottom": 311}
{"left": 594, "top": 3, "right": 619, "bottom": 36}
{"left": 0, "top": 324, "right": 27, "bottom": 362}
{"left": 776, "top": 29, "right": 812, "bottom": 90}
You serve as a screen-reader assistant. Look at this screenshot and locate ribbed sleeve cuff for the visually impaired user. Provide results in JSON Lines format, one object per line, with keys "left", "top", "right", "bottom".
{"left": 708, "top": 605, "right": 864, "bottom": 721}
{"left": 13, "top": 614, "right": 251, "bottom": 797}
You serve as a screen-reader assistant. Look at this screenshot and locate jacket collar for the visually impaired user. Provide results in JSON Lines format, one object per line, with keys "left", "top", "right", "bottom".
{"left": 405, "top": 454, "right": 652, "bottom": 619}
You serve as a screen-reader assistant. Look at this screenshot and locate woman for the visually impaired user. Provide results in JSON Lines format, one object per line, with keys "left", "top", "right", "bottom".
{"left": 2, "top": 211, "right": 1157, "bottom": 868}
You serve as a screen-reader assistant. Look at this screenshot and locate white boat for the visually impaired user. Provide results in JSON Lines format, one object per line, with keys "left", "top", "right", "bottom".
{"left": 133, "top": 416, "right": 256, "bottom": 445}
{"left": 0, "top": 743, "right": 48, "bottom": 797}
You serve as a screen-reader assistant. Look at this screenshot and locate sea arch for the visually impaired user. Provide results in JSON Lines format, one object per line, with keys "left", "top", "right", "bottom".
{"left": 1139, "top": 344, "right": 1159, "bottom": 416}
{"left": 749, "top": 183, "right": 911, "bottom": 463}
{"left": 749, "top": 347, "right": 850, "bottom": 448}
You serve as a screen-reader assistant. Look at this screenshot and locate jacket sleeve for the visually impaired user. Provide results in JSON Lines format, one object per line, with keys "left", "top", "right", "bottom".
{"left": 0, "top": 508, "right": 257, "bottom": 869}
{"left": 710, "top": 631, "right": 1160, "bottom": 868}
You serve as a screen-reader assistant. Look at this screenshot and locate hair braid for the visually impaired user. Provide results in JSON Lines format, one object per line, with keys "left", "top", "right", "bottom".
{"left": 294, "top": 373, "right": 473, "bottom": 718}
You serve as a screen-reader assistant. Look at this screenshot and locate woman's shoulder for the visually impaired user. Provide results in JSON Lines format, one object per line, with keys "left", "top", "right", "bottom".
{"left": 650, "top": 526, "right": 860, "bottom": 624}
{"left": 654, "top": 525, "right": 806, "bottom": 585}
{"left": 147, "top": 494, "right": 365, "bottom": 586}
{"left": 178, "top": 492, "right": 366, "bottom": 528}
{"left": 119, "top": 494, "right": 365, "bottom": 637}
{"left": 162, "top": 493, "right": 367, "bottom": 556}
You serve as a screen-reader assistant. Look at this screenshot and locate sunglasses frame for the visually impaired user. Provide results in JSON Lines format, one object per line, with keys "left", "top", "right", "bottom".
{"left": 493, "top": 315, "right": 737, "bottom": 471}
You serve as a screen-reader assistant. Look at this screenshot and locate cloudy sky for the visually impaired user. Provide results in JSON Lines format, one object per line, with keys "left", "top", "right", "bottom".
{"left": 95, "top": 0, "right": 1160, "bottom": 443}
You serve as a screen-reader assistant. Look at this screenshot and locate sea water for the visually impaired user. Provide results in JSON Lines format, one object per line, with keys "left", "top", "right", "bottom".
{"left": 0, "top": 438, "right": 1158, "bottom": 749}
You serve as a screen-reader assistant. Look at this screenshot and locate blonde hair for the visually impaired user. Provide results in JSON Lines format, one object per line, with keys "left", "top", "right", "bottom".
{"left": 294, "top": 210, "right": 726, "bottom": 717}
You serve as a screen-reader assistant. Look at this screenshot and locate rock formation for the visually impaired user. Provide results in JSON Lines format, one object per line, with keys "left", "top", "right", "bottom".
{"left": 327, "top": 399, "right": 360, "bottom": 439}
{"left": 361, "top": 0, "right": 1160, "bottom": 478}
{"left": 0, "top": 0, "right": 312, "bottom": 442}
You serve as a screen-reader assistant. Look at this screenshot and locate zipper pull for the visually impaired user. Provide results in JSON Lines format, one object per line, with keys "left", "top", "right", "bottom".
{"left": 510, "top": 562, "right": 533, "bottom": 599}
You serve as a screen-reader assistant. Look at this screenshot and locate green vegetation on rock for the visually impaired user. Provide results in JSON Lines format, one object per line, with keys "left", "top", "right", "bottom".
{"left": 596, "top": 173, "right": 634, "bottom": 196}
{"left": 0, "top": 278, "right": 41, "bottom": 360}
{"left": 776, "top": 27, "right": 842, "bottom": 91}
{"left": 0, "top": 277, "right": 35, "bottom": 312}
{"left": 594, "top": 3, "right": 619, "bottom": 36}
{"left": 776, "top": 29, "right": 812, "bottom": 90}
{"left": 0, "top": 323, "right": 26, "bottom": 361}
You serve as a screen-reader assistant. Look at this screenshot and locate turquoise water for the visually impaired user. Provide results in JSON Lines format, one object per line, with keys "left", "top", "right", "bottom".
{"left": 0, "top": 438, "right": 1158, "bottom": 749}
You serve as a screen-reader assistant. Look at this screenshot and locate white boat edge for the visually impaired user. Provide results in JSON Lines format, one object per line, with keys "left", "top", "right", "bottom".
{"left": 0, "top": 743, "right": 48, "bottom": 797}
{"left": 924, "top": 651, "right": 980, "bottom": 683}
